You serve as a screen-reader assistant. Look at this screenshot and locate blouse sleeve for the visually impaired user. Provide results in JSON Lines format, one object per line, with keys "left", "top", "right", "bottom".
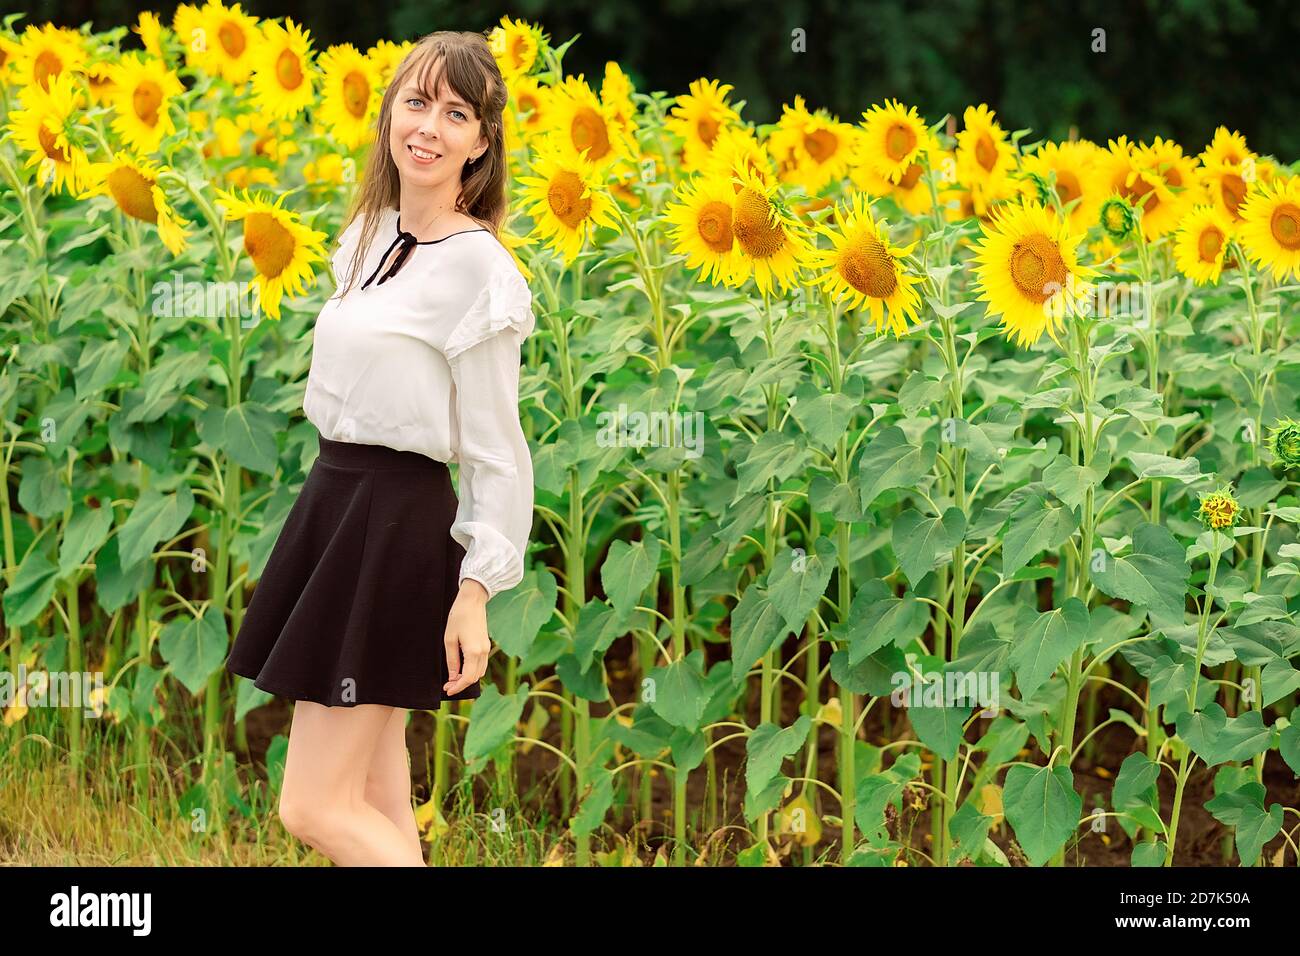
{"left": 330, "top": 216, "right": 363, "bottom": 288}
{"left": 445, "top": 263, "right": 536, "bottom": 601}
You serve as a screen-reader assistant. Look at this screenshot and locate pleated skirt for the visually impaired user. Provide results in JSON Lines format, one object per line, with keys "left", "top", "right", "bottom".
{"left": 225, "top": 432, "right": 482, "bottom": 709}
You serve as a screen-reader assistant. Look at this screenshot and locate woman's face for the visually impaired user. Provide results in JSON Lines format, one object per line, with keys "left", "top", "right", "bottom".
{"left": 387, "top": 63, "right": 487, "bottom": 193}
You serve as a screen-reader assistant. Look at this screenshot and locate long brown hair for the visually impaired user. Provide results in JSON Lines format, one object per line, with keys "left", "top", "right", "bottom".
{"left": 331, "top": 31, "right": 510, "bottom": 299}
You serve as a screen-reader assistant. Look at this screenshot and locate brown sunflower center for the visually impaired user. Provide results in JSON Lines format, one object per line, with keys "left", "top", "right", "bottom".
{"left": 38, "top": 123, "right": 69, "bottom": 163}
{"left": 106, "top": 166, "right": 159, "bottom": 223}
{"left": 133, "top": 80, "right": 163, "bottom": 126}
{"left": 244, "top": 211, "right": 295, "bottom": 279}
{"left": 342, "top": 70, "right": 369, "bottom": 118}
{"left": 885, "top": 123, "right": 916, "bottom": 162}
{"left": 1221, "top": 174, "right": 1247, "bottom": 217}
{"left": 276, "top": 48, "right": 303, "bottom": 91}
{"left": 218, "top": 20, "right": 246, "bottom": 58}
{"left": 1197, "top": 226, "right": 1224, "bottom": 263}
{"left": 695, "top": 200, "right": 734, "bottom": 253}
{"left": 975, "top": 133, "right": 997, "bottom": 172}
{"left": 804, "top": 128, "right": 837, "bottom": 163}
{"left": 1130, "top": 176, "right": 1159, "bottom": 213}
{"left": 547, "top": 169, "right": 591, "bottom": 228}
{"left": 34, "top": 50, "right": 62, "bottom": 91}
{"left": 1009, "top": 233, "right": 1067, "bottom": 303}
{"left": 518, "top": 92, "right": 539, "bottom": 116}
{"left": 842, "top": 234, "right": 897, "bottom": 299}
{"left": 897, "top": 162, "right": 924, "bottom": 190}
{"left": 570, "top": 106, "right": 610, "bottom": 161}
{"left": 1055, "top": 171, "right": 1082, "bottom": 206}
{"left": 1271, "top": 202, "right": 1300, "bottom": 251}
{"left": 733, "top": 187, "right": 785, "bottom": 259}
{"left": 696, "top": 115, "right": 720, "bottom": 147}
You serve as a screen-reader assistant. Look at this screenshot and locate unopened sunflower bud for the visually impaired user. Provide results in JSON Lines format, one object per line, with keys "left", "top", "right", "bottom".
{"left": 1268, "top": 418, "right": 1300, "bottom": 469}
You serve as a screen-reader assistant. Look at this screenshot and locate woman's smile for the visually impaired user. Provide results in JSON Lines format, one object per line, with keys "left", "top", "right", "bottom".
{"left": 406, "top": 144, "right": 441, "bottom": 164}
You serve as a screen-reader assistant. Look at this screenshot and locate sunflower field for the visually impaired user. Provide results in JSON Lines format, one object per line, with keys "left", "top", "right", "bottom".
{"left": 2, "top": 8, "right": 1300, "bottom": 868}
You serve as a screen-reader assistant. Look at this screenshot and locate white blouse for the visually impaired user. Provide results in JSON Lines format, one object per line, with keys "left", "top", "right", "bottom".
{"left": 302, "top": 205, "right": 536, "bottom": 602}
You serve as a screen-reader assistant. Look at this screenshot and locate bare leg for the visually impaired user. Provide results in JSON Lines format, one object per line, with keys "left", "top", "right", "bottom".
{"left": 278, "top": 700, "right": 425, "bottom": 866}
{"left": 363, "top": 707, "right": 423, "bottom": 860}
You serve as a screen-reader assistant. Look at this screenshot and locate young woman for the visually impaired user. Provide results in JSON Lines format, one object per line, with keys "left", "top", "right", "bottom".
{"left": 225, "top": 31, "right": 535, "bottom": 866}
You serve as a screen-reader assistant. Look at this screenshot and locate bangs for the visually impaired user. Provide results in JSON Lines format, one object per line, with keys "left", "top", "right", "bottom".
{"left": 407, "top": 45, "right": 485, "bottom": 119}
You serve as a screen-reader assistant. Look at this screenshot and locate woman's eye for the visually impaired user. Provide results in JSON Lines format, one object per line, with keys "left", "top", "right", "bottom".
{"left": 450, "top": 109, "right": 466, "bottom": 121}
{"left": 406, "top": 97, "right": 424, "bottom": 109}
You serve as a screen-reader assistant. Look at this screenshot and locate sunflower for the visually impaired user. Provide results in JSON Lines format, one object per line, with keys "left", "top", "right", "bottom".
{"left": 601, "top": 61, "right": 639, "bottom": 140}
{"left": 1128, "top": 137, "right": 1198, "bottom": 240}
{"left": 107, "top": 53, "right": 184, "bottom": 154}
{"left": 702, "top": 125, "right": 776, "bottom": 189}
{"left": 213, "top": 187, "right": 328, "bottom": 319}
{"left": 1268, "top": 418, "right": 1300, "bottom": 470}
{"left": 1172, "top": 205, "right": 1233, "bottom": 285}
{"left": 5, "top": 71, "right": 90, "bottom": 196}
{"left": 1237, "top": 176, "right": 1300, "bottom": 281}
{"left": 1019, "top": 141, "right": 1101, "bottom": 232}
{"left": 487, "top": 15, "right": 543, "bottom": 79}
{"left": 973, "top": 199, "right": 1096, "bottom": 348}
{"left": 727, "top": 161, "right": 812, "bottom": 296}
{"left": 663, "top": 172, "right": 745, "bottom": 287}
{"left": 1196, "top": 484, "right": 1241, "bottom": 532}
{"left": 1199, "top": 127, "right": 1254, "bottom": 172}
{"left": 316, "top": 44, "right": 380, "bottom": 150}
{"left": 172, "top": 4, "right": 206, "bottom": 71}
{"left": 516, "top": 134, "right": 620, "bottom": 266}
{"left": 367, "top": 39, "right": 414, "bottom": 86}
{"left": 858, "top": 99, "right": 935, "bottom": 186}
{"left": 767, "top": 94, "right": 856, "bottom": 194}
{"left": 956, "top": 104, "right": 1017, "bottom": 189}
{"left": 545, "top": 74, "right": 636, "bottom": 172}
{"left": 249, "top": 18, "right": 316, "bottom": 121}
{"left": 132, "top": 12, "right": 166, "bottom": 60}
{"left": 857, "top": 160, "right": 933, "bottom": 217}
{"left": 76, "top": 59, "right": 117, "bottom": 106}
{"left": 9, "top": 22, "right": 87, "bottom": 93}
{"left": 80, "top": 152, "right": 191, "bottom": 255}
{"left": 193, "top": 0, "right": 260, "bottom": 84}
{"left": 508, "top": 74, "right": 552, "bottom": 140}
{"left": 810, "top": 192, "right": 923, "bottom": 336}
{"left": 1199, "top": 162, "right": 1252, "bottom": 225}
{"left": 665, "top": 78, "right": 743, "bottom": 174}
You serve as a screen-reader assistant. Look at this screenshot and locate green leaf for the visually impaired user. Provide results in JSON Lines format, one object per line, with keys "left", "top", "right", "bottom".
{"left": 729, "top": 583, "right": 794, "bottom": 684}
{"left": 2, "top": 549, "right": 60, "bottom": 627}
{"left": 1124, "top": 451, "right": 1207, "bottom": 483}
{"left": 766, "top": 535, "right": 836, "bottom": 632}
{"left": 600, "top": 536, "right": 662, "bottom": 616}
{"left": 463, "top": 683, "right": 530, "bottom": 771}
{"left": 222, "top": 402, "right": 282, "bottom": 475}
{"left": 1002, "top": 495, "right": 1077, "bottom": 579}
{"left": 158, "top": 606, "right": 228, "bottom": 696}
{"left": 1090, "top": 522, "right": 1189, "bottom": 622}
{"left": 58, "top": 503, "right": 113, "bottom": 580}
{"left": 17, "top": 456, "right": 70, "bottom": 520}
{"left": 746, "top": 715, "right": 812, "bottom": 795}
{"left": 648, "top": 650, "right": 710, "bottom": 731}
{"left": 1003, "top": 764, "right": 1082, "bottom": 867}
{"left": 892, "top": 507, "right": 966, "bottom": 586}
{"left": 117, "top": 485, "right": 196, "bottom": 569}
{"left": 1010, "top": 598, "right": 1090, "bottom": 698}
{"left": 736, "top": 430, "right": 811, "bottom": 496}
{"left": 1204, "top": 783, "right": 1283, "bottom": 866}
{"left": 859, "top": 426, "right": 936, "bottom": 508}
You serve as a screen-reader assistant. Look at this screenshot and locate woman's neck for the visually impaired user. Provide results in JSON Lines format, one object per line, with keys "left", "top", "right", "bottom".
{"left": 396, "top": 183, "right": 469, "bottom": 241}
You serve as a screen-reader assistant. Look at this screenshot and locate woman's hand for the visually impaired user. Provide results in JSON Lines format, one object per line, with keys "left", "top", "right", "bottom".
{"left": 443, "top": 579, "right": 492, "bottom": 695}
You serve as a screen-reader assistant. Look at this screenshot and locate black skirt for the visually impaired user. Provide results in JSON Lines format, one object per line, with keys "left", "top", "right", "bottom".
{"left": 225, "top": 432, "right": 482, "bottom": 709}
